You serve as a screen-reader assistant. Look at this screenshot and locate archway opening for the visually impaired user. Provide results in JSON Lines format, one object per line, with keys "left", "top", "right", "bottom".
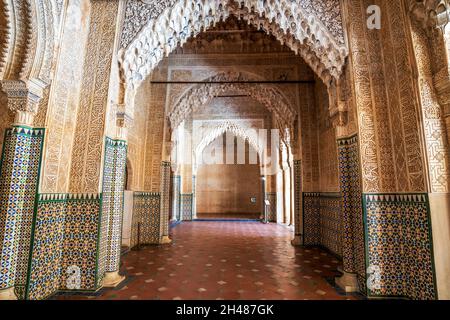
{"left": 126, "top": 13, "right": 347, "bottom": 295}
{"left": 196, "top": 133, "right": 262, "bottom": 220}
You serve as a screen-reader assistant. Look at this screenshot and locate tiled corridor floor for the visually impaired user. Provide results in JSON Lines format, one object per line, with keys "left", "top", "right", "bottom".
{"left": 56, "top": 221, "right": 360, "bottom": 300}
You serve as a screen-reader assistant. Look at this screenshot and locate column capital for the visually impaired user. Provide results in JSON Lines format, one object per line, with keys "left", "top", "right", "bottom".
{"left": 114, "top": 108, "right": 134, "bottom": 140}
{"left": 433, "top": 66, "right": 450, "bottom": 113}
{"left": 329, "top": 78, "right": 349, "bottom": 128}
{"left": 116, "top": 110, "right": 133, "bottom": 127}
{"left": 1, "top": 79, "right": 46, "bottom": 126}
{"left": 409, "top": 0, "right": 449, "bottom": 34}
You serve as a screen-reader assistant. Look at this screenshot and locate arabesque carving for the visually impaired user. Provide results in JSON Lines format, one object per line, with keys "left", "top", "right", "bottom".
{"left": 119, "top": 0, "right": 348, "bottom": 89}
{"left": 169, "top": 71, "right": 296, "bottom": 131}
{"left": 0, "top": 0, "right": 62, "bottom": 84}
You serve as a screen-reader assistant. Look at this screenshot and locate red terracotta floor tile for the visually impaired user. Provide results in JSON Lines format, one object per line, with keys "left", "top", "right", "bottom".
{"left": 55, "top": 221, "right": 360, "bottom": 300}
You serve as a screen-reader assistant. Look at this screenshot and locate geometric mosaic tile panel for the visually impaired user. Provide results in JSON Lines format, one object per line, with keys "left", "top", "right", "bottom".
{"left": 319, "top": 194, "right": 342, "bottom": 257}
{"left": 132, "top": 192, "right": 161, "bottom": 246}
{"left": 181, "top": 194, "right": 193, "bottom": 221}
{"left": 364, "top": 193, "right": 436, "bottom": 300}
{"left": 27, "top": 194, "right": 67, "bottom": 300}
{"left": 0, "top": 126, "right": 44, "bottom": 298}
{"left": 303, "top": 192, "right": 343, "bottom": 258}
{"left": 265, "top": 192, "right": 277, "bottom": 222}
{"left": 25, "top": 193, "right": 102, "bottom": 299}
{"left": 60, "top": 194, "right": 102, "bottom": 292}
{"left": 303, "top": 192, "right": 321, "bottom": 246}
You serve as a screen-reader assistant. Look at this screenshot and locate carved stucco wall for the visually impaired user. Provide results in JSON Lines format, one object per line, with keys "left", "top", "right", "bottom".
{"left": 298, "top": 82, "right": 319, "bottom": 192}
{"left": 40, "top": 0, "right": 91, "bottom": 193}
{"left": 345, "top": 0, "right": 427, "bottom": 193}
{"left": 142, "top": 64, "right": 168, "bottom": 192}
{"left": 410, "top": 20, "right": 450, "bottom": 193}
{"left": 316, "top": 79, "right": 339, "bottom": 193}
{"left": 69, "top": 0, "right": 120, "bottom": 194}
{"left": 334, "top": 63, "right": 358, "bottom": 139}
{"left": 128, "top": 73, "right": 151, "bottom": 191}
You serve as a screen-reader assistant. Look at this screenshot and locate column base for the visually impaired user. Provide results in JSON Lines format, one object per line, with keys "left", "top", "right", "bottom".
{"left": 0, "top": 287, "right": 17, "bottom": 300}
{"left": 291, "top": 235, "right": 303, "bottom": 246}
{"left": 102, "top": 271, "right": 126, "bottom": 288}
{"left": 160, "top": 235, "right": 172, "bottom": 244}
{"left": 335, "top": 271, "right": 360, "bottom": 293}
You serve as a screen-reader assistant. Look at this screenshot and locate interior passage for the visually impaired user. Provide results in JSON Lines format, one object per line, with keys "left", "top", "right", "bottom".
{"left": 56, "top": 222, "right": 360, "bottom": 300}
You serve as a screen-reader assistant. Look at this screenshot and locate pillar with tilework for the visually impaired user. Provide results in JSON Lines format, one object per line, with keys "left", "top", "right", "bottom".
{"left": 0, "top": 81, "right": 45, "bottom": 300}
{"left": 192, "top": 175, "right": 197, "bottom": 220}
{"left": 291, "top": 160, "right": 303, "bottom": 245}
{"left": 172, "top": 175, "right": 181, "bottom": 221}
{"left": 282, "top": 165, "right": 292, "bottom": 225}
{"left": 263, "top": 174, "right": 277, "bottom": 222}
{"left": 100, "top": 137, "right": 127, "bottom": 288}
{"left": 260, "top": 175, "right": 266, "bottom": 222}
{"left": 335, "top": 135, "right": 365, "bottom": 293}
{"left": 160, "top": 162, "right": 171, "bottom": 243}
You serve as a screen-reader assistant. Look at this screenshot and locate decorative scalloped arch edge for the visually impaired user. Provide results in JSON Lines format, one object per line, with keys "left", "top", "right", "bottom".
{"left": 168, "top": 71, "right": 296, "bottom": 131}
{"left": 193, "top": 120, "right": 264, "bottom": 172}
{"left": 119, "top": 0, "right": 349, "bottom": 90}
{"left": 0, "top": 0, "right": 60, "bottom": 87}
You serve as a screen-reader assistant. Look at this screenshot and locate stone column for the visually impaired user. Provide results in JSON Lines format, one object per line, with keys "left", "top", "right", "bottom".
{"left": 0, "top": 80, "right": 45, "bottom": 300}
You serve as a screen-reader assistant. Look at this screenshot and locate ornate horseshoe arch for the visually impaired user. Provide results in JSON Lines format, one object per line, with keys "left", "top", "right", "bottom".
{"left": 119, "top": 0, "right": 349, "bottom": 90}
{"left": 1, "top": 0, "right": 63, "bottom": 117}
{"left": 193, "top": 120, "right": 264, "bottom": 174}
{"left": 1, "top": 0, "right": 62, "bottom": 83}
{"left": 168, "top": 71, "right": 297, "bottom": 132}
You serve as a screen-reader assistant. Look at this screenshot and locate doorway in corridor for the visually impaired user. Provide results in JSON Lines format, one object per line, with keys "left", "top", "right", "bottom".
{"left": 196, "top": 133, "right": 262, "bottom": 220}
